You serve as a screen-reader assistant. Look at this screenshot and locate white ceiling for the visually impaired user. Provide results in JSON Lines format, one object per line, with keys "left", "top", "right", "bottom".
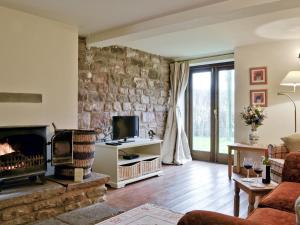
{"left": 1, "top": 0, "right": 300, "bottom": 59}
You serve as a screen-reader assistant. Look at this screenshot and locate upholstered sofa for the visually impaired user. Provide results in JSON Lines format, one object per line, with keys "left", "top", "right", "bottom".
{"left": 178, "top": 152, "right": 300, "bottom": 225}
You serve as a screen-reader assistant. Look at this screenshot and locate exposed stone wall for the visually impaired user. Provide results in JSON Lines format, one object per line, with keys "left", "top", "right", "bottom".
{"left": 0, "top": 173, "right": 108, "bottom": 225}
{"left": 78, "top": 38, "right": 171, "bottom": 139}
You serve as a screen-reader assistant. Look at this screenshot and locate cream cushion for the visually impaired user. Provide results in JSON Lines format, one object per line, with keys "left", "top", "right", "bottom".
{"left": 281, "top": 133, "right": 300, "bottom": 152}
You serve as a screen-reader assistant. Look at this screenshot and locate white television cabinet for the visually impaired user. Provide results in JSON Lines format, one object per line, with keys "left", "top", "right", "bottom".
{"left": 92, "top": 139, "right": 163, "bottom": 188}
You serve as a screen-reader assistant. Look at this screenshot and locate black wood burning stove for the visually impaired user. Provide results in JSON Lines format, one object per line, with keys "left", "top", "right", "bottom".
{"left": 0, "top": 126, "right": 47, "bottom": 190}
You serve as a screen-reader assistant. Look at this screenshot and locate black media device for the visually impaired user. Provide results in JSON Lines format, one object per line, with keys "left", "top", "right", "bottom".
{"left": 112, "top": 116, "right": 139, "bottom": 142}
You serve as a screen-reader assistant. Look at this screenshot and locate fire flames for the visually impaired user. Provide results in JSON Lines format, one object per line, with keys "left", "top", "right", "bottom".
{"left": 0, "top": 143, "right": 15, "bottom": 156}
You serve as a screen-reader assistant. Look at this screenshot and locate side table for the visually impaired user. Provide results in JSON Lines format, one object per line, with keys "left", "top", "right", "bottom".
{"left": 233, "top": 177, "right": 278, "bottom": 217}
{"left": 228, "top": 143, "right": 268, "bottom": 179}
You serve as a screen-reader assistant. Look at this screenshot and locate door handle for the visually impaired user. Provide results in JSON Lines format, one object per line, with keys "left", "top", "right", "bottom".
{"left": 213, "top": 109, "right": 218, "bottom": 120}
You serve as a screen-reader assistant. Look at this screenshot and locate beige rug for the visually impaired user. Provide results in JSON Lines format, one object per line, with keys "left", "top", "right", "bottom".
{"left": 96, "top": 204, "right": 183, "bottom": 225}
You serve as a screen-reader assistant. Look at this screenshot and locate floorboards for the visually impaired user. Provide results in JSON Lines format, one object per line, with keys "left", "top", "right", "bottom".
{"left": 106, "top": 160, "right": 249, "bottom": 218}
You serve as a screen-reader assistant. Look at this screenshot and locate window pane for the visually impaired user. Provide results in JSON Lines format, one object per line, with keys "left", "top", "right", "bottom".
{"left": 218, "top": 69, "right": 234, "bottom": 154}
{"left": 192, "top": 72, "right": 211, "bottom": 152}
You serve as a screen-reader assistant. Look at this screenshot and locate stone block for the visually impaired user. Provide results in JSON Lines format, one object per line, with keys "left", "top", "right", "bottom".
{"left": 141, "top": 95, "right": 150, "bottom": 104}
{"left": 78, "top": 89, "right": 88, "bottom": 102}
{"left": 78, "top": 113, "right": 91, "bottom": 129}
{"left": 148, "top": 80, "right": 155, "bottom": 88}
{"left": 83, "top": 102, "right": 93, "bottom": 112}
{"left": 155, "top": 112, "right": 167, "bottom": 122}
{"left": 121, "top": 77, "right": 133, "bottom": 87}
{"left": 2, "top": 205, "right": 32, "bottom": 221}
{"left": 161, "top": 90, "right": 169, "bottom": 97}
{"left": 30, "top": 218, "right": 68, "bottom": 225}
{"left": 123, "top": 102, "right": 132, "bottom": 111}
{"left": 56, "top": 202, "right": 123, "bottom": 225}
{"left": 87, "top": 91, "right": 100, "bottom": 102}
{"left": 157, "top": 97, "right": 166, "bottom": 105}
{"left": 144, "top": 89, "right": 154, "bottom": 96}
{"left": 133, "top": 111, "right": 142, "bottom": 117}
{"left": 111, "top": 46, "right": 125, "bottom": 55}
{"left": 128, "top": 88, "right": 135, "bottom": 95}
{"left": 130, "top": 58, "right": 144, "bottom": 67}
{"left": 154, "top": 80, "right": 163, "bottom": 88}
{"left": 154, "top": 105, "right": 166, "bottom": 112}
{"left": 106, "top": 93, "right": 115, "bottom": 102}
{"left": 147, "top": 104, "right": 154, "bottom": 112}
{"left": 136, "top": 89, "right": 143, "bottom": 95}
{"left": 113, "top": 102, "right": 122, "bottom": 112}
{"left": 108, "top": 74, "right": 121, "bottom": 86}
{"left": 92, "top": 73, "right": 107, "bottom": 83}
{"left": 148, "top": 68, "right": 159, "bottom": 79}
{"left": 2, "top": 214, "right": 36, "bottom": 225}
{"left": 65, "top": 203, "right": 81, "bottom": 212}
{"left": 141, "top": 68, "right": 149, "bottom": 78}
{"left": 36, "top": 208, "right": 64, "bottom": 220}
{"left": 133, "top": 78, "right": 147, "bottom": 89}
{"left": 151, "top": 55, "right": 160, "bottom": 64}
{"left": 78, "top": 102, "right": 84, "bottom": 113}
{"left": 126, "top": 65, "right": 140, "bottom": 77}
{"left": 126, "top": 48, "right": 138, "bottom": 58}
{"left": 142, "top": 112, "right": 155, "bottom": 123}
{"left": 117, "top": 95, "right": 129, "bottom": 102}
{"left": 129, "top": 95, "right": 140, "bottom": 103}
{"left": 104, "top": 103, "right": 113, "bottom": 111}
{"left": 119, "top": 87, "right": 128, "bottom": 95}
{"left": 134, "top": 103, "right": 146, "bottom": 111}
{"left": 150, "top": 96, "right": 158, "bottom": 104}
{"left": 93, "top": 102, "right": 105, "bottom": 112}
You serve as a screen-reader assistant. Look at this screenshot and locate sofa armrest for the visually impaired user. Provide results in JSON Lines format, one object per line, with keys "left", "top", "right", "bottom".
{"left": 269, "top": 144, "right": 289, "bottom": 159}
{"left": 282, "top": 152, "right": 300, "bottom": 183}
{"left": 177, "top": 210, "right": 260, "bottom": 225}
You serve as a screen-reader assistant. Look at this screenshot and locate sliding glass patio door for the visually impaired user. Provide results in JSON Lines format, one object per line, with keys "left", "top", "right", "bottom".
{"left": 188, "top": 62, "right": 234, "bottom": 163}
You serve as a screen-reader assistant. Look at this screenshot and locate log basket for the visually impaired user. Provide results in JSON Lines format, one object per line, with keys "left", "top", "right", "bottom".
{"left": 51, "top": 123, "right": 96, "bottom": 179}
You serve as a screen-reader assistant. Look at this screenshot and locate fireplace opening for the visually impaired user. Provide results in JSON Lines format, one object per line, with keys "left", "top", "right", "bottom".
{"left": 0, "top": 126, "right": 47, "bottom": 190}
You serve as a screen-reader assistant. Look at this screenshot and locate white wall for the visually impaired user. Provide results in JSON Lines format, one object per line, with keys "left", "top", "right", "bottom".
{"left": 0, "top": 6, "right": 78, "bottom": 129}
{"left": 235, "top": 40, "right": 300, "bottom": 145}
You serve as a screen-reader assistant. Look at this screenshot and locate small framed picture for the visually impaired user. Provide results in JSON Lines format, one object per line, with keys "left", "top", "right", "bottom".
{"left": 250, "top": 67, "right": 267, "bottom": 85}
{"left": 250, "top": 89, "right": 268, "bottom": 107}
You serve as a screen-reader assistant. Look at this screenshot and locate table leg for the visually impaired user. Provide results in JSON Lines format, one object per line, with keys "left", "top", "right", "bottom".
{"left": 237, "top": 150, "right": 241, "bottom": 174}
{"left": 248, "top": 193, "right": 256, "bottom": 215}
{"left": 234, "top": 182, "right": 240, "bottom": 217}
{"left": 228, "top": 147, "right": 232, "bottom": 179}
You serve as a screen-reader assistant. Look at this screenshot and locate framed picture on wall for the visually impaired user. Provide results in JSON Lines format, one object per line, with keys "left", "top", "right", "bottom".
{"left": 249, "top": 67, "right": 267, "bottom": 85}
{"left": 250, "top": 89, "right": 268, "bottom": 107}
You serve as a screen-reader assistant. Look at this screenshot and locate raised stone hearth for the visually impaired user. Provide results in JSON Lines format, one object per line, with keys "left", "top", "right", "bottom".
{"left": 0, "top": 173, "right": 109, "bottom": 225}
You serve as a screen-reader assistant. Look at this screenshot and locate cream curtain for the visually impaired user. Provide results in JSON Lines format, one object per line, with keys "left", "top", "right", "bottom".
{"left": 162, "top": 61, "right": 192, "bottom": 164}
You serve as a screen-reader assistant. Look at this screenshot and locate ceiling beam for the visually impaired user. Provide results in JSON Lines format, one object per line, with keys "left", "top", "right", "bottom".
{"left": 87, "top": 0, "right": 299, "bottom": 48}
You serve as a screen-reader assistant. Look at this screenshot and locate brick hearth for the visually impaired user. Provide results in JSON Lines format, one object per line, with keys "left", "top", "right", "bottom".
{"left": 0, "top": 173, "right": 109, "bottom": 225}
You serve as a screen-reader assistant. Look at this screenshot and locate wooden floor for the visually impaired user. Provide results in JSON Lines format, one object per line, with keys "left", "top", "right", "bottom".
{"left": 106, "top": 160, "right": 249, "bottom": 218}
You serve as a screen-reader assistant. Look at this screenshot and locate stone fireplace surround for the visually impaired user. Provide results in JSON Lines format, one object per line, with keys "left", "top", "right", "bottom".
{"left": 0, "top": 173, "right": 109, "bottom": 225}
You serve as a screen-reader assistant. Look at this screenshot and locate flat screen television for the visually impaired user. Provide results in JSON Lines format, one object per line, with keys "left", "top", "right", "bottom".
{"left": 112, "top": 116, "right": 139, "bottom": 142}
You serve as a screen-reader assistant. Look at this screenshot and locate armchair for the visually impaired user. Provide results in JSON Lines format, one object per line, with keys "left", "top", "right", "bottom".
{"left": 177, "top": 152, "right": 300, "bottom": 225}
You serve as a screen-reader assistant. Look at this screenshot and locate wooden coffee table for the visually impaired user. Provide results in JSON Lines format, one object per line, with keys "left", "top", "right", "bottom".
{"left": 233, "top": 178, "right": 278, "bottom": 217}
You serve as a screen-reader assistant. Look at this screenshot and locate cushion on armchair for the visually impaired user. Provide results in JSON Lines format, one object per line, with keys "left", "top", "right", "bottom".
{"left": 281, "top": 133, "right": 300, "bottom": 152}
{"left": 282, "top": 152, "right": 300, "bottom": 183}
{"left": 177, "top": 210, "right": 260, "bottom": 225}
{"left": 259, "top": 182, "right": 300, "bottom": 213}
{"left": 247, "top": 208, "right": 296, "bottom": 225}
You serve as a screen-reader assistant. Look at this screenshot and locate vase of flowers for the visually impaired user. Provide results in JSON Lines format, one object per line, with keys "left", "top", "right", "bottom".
{"left": 241, "top": 105, "right": 266, "bottom": 145}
